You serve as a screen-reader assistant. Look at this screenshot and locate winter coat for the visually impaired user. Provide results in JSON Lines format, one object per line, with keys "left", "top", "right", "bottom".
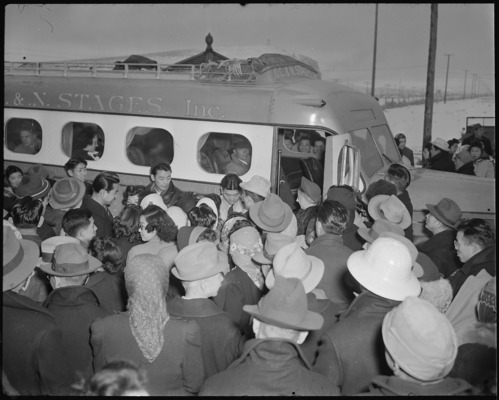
{"left": 212, "top": 266, "right": 264, "bottom": 339}
{"left": 80, "top": 195, "right": 114, "bottom": 238}
{"left": 400, "top": 146, "right": 415, "bottom": 166}
{"left": 417, "top": 229, "right": 462, "bottom": 278}
{"left": 167, "top": 296, "right": 244, "bottom": 379}
{"left": 397, "top": 190, "right": 414, "bottom": 241}
{"left": 299, "top": 292, "right": 343, "bottom": 364}
{"left": 456, "top": 161, "right": 476, "bottom": 176}
{"left": 448, "top": 322, "right": 496, "bottom": 395}
{"left": 305, "top": 233, "right": 354, "bottom": 306}
{"left": 42, "top": 286, "right": 111, "bottom": 383}
{"left": 91, "top": 312, "right": 205, "bottom": 396}
{"left": 474, "top": 158, "right": 495, "bottom": 178}
{"left": 361, "top": 375, "right": 473, "bottom": 396}
{"left": 448, "top": 244, "right": 496, "bottom": 298}
{"left": 199, "top": 338, "right": 340, "bottom": 396}
{"left": 85, "top": 270, "right": 128, "bottom": 313}
{"left": 429, "top": 151, "right": 455, "bottom": 172}
{"left": 3, "top": 291, "right": 75, "bottom": 395}
{"left": 313, "top": 290, "right": 400, "bottom": 395}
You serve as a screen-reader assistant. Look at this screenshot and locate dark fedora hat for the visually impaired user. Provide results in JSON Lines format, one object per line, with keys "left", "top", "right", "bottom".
{"left": 39, "top": 242, "right": 101, "bottom": 277}
{"left": 16, "top": 174, "right": 51, "bottom": 200}
{"left": 49, "top": 178, "right": 85, "bottom": 209}
{"left": 426, "top": 198, "right": 462, "bottom": 229}
{"left": 243, "top": 275, "right": 323, "bottom": 331}
{"left": 249, "top": 193, "right": 293, "bottom": 232}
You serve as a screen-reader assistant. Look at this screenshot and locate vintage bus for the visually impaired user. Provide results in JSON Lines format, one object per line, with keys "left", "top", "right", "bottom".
{"left": 4, "top": 54, "right": 495, "bottom": 242}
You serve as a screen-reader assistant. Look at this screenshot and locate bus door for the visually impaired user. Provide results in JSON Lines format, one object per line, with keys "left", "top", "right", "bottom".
{"left": 323, "top": 134, "right": 361, "bottom": 195}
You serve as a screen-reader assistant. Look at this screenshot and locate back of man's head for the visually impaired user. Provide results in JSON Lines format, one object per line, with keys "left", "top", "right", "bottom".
{"left": 62, "top": 208, "right": 92, "bottom": 238}
{"left": 316, "top": 199, "right": 349, "bottom": 236}
{"left": 457, "top": 218, "right": 495, "bottom": 251}
{"left": 10, "top": 197, "right": 43, "bottom": 228}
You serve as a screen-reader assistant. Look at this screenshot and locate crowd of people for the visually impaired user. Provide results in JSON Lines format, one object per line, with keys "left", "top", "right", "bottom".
{"left": 3, "top": 156, "right": 496, "bottom": 396}
{"left": 396, "top": 124, "right": 495, "bottom": 178}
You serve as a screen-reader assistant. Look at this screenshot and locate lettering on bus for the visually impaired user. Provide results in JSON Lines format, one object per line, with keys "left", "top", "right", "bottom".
{"left": 185, "top": 99, "right": 224, "bottom": 120}
{"left": 9, "top": 91, "right": 163, "bottom": 115}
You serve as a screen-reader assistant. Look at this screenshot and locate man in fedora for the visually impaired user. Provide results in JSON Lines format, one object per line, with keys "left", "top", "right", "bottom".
{"left": 240, "top": 175, "right": 271, "bottom": 211}
{"left": 266, "top": 242, "right": 344, "bottom": 365}
{"left": 418, "top": 197, "right": 463, "bottom": 278}
{"left": 305, "top": 199, "right": 354, "bottom": 308}
{"left": 428, "top": 137, "right": 455, "bottom": 172}
{"left": 313, "top": 237, "right": 421, "bottom": 395}
{"left": 169, "top": 242, "right": 243, "bottom": 379}
{"left": 44, "top": 177, "right": 86, "bottom": 236}
{"left": 40, "top": 242, "right": 111, "bottom": 385}
{"left": 249, "top": 193, "right": 293, "bottom": 235}
{"left": 199, "top": 276, "right": 339, "bottom": 396}
{"left": 368, "top": 194, "right": 412, "bottom": 233}
{"left": 3, "top": 226, "right": 75, "bottom": 395}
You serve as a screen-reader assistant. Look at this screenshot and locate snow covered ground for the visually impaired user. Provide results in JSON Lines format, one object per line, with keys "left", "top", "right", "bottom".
{"left": 384, "top": 96, "right": 495, "bottom": 163}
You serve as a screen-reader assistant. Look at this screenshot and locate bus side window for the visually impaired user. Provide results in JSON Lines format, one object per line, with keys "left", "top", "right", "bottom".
{"left": 198, "top": 132, "right": 252, "bottom": 176}
{"left": 62, "top": 122, "right": 105, "bottom": 161}
{"left": 126, "top": 127, "right": 174, "bottom": 166}
{"left": 5, "top": 118, "right": 42, "bottom": 155}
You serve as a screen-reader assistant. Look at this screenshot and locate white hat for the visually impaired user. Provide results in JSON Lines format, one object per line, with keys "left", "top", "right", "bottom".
{"left": 347, "top": 237, "right": 421, "bottom": 301}
{"left": 196, "top": 197, "right": 219, "bottom": 220}
{"left": 140, "top": 193, "right": 167, "bottom": 212}
{"left": 368, "top": 195, "right": 411, "bottom": 230}
{"left": 431, "top": 137, "right": 450, "bottom": 152}
{"left": 240, "top": 175, "right": 271, "bottom": 198}
{"left": 167, "top": 206, "right": 189, "bottom": 228}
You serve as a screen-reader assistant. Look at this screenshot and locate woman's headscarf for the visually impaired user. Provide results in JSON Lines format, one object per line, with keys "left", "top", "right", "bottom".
{"left": 125, "top": 254, "right": 170, "bottom": 363}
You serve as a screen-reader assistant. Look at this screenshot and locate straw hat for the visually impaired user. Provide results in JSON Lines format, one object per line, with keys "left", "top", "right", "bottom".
{"left": 140, "top": 193, "right": 167, "bottom": 212}
{"left": 40, "top": 236, "right": 80, "bottom": 263}
{"left": 266, "top": 242, "right": 324, "bottom": 293}
{"left": 378, "top": 231, "right": 423, "bottom": 279}
{"left": 368, "top": 195, "right": 411, "bottom": 229}
{"left": 240, "top": 175, "right": 271, "bottom": 198}
{"left": 358, "top": 219, "right": 405, "bottom": 244}
{"left": 431, "top": 137, "right": 451, "bottom": 152}
{"left": 252, "top": 232, "right": 295, "bottom": 264}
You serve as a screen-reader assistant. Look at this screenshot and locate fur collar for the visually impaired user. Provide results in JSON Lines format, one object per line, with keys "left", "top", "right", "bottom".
{"left": 457, "top": 322, "right": 496, "bottom": 348}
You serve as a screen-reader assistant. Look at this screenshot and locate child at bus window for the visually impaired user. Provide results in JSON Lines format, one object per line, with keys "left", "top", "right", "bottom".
{"left": 64, "top": 158, "right": 93, "bottom": 195}
{"left": 14, "top": 129, "right": 42, "bottom": 154}
{"left": 122, "top": 185, "right": 147, "bottom": 206}
{"left": 470, "top": 141, "right": 495, "bottom": 178}
{"left": 72, "top": 127, "right": 101, "bottom": 161}
{"left": 226, "top": 139, "right": 251, "bottom": 176}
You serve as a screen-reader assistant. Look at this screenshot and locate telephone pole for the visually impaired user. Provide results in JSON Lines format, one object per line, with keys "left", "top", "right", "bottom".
{"left": 463, "top": 69, "right": 469, "bottom": 100}
{"left": 423, "top": 4, "right": 438, "bottom": 149}
{"left": 443, "top": 53, "right": 453, "bottom": 103}
{"left": 371, "top": 4, "right": 378, "bottom": 98}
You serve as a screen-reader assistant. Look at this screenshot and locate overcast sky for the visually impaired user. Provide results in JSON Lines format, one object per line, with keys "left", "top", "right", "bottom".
{"left": 4, "top": 4, "right": 494, "bottom": 93}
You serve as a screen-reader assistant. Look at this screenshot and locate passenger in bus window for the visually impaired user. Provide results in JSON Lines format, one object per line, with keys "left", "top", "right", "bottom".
{"left": 226, "top": 138, "right": 251, "bottom": 176}
{"left": 64, "top": 158, "right": 93, "bottom": 195}
{"left": 297, "top": 135, "right": 312, "bottom": 153}
{"left": 72, "top": 127, "right": 101, "bottom": 161}
{"left": 14, "top": 129, "right": 42, "bottom": 154}
{"left": 312, "top": 137, "right": 326, "bottom": 161}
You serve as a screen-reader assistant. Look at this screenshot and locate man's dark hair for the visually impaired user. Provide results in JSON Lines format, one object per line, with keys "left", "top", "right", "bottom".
{"left": 386, "top": 163, "right": 411, "bottom": 191}
{"left": 221, "top": 174, "right": 242, "bottom": 191}
{"left": 64, "top": 158, "right": 88, "bottom": 174}
{"left": 150, "top": 162, "right": 172, "bottom": 176}
{"left": 62, "top": 208, "right": 93, "bottom": 237}
{"left": 188, "top": 205, "right": 217, "bottom": 228}
{"left": 10, "top": 197, "right": 43, "bottom": 228}
{"left": 317, "top": 199, "right": 349, "bottom": 235}
{"left": 457, "top": 218, "right": 495, "bottom": 250}
{"left": 92, "top": 171, "right": 120, "bottom": 193}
